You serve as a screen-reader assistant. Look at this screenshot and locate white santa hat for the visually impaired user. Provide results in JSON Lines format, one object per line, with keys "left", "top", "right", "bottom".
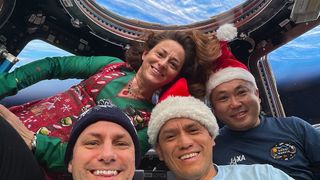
{"left": 206, "top": 24, "right": 257, "bottom": 97}
{"left": 148, "top": 78, "right": 219, "bottom": 146}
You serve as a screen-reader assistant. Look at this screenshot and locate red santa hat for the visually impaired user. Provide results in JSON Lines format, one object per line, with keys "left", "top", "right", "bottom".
{"left": 158, "top": 77, "right": 190, "bottom": 102}
{"left": 206, "top": 24, "right": 257, "bottom": 97}
{"left": 148, "top": 78, "right": 219, "bottom": 146}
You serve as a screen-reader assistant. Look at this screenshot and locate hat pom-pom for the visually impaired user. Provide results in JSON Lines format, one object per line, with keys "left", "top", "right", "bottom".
{"left": 216, "top": 24, "right": 237, "bottom": 41}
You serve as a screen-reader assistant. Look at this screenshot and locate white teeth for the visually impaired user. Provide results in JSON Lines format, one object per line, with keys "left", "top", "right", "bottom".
{"left": 93, "top": 170, "right": 118, "bottom": 176}
{"left": 235, "top": 111, "right": 245, "bottom": 118}
{"left": 153, "top": 68, "right": 161, "bottom": 74}
{"left": 180, "top": 153, "right": 198, "bottom": 160}
{"left": 152, "top": 67, "right": 164, "bottom": 77}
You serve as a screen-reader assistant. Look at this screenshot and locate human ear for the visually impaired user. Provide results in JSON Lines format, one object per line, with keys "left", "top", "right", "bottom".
{"left": 155, "top": 144, "right": 164, "bottom": 161}
{"left": 68, "top": 161, "right": 73, "bottom": 173}
{"left": 212, "top": 139, "right": 216, "bottom": 147}
{"left": 142, "top": 51, "right": 149, "bottom": 61}
{"left": 254, "top": 89, "right": 261, "bottom": 103}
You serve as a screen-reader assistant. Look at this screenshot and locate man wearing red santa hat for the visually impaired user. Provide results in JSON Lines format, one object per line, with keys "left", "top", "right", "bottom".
{"left": 208, "top": 24, "right": 320, "bottom": 180}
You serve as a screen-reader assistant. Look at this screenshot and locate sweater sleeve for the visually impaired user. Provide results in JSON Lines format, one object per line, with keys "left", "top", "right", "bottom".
{"left": 0, "top": 56, "right": 122, "bottom": 99}
{"left": 34, "top": 134, "right": 68, "bottom": 172}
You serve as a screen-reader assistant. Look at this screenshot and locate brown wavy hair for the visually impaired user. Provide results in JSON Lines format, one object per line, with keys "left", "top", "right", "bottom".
{"left": 185, "top": 30, "right": 221, "bottom": 98}
{"left": 125, "top": 30, "right": 220, "bottom": 99}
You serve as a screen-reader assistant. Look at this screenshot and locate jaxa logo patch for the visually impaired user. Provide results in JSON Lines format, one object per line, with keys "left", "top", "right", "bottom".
{"left": 270, "top": 142, "right": 296, "bottom": 160}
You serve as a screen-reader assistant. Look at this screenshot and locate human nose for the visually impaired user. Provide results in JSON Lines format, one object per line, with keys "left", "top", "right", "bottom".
{"left": 178, "top": 133, "right": 193, "bottom": 150}
{"left": 98, "top": 142, "right": 116, "bottom": 164}
{"left": 157, "top": 57, "right": 168, "bottom": 69}
{"left": 229, "top": 96, "right": 241, "bottom": 109}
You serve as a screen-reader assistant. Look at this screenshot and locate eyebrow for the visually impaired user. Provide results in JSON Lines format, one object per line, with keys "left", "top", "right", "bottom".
{"left": 85, "top": 132, "right": 129, "bottom": 140}
{"left": 158, "top": 47, "right": 167, "bottom": 54}
{"left": 113, "top": 133, "right": 130, "bottom": 141}
{"left": 185, "top": 122, "right": 201, "bottom": 129}
{"left": 159, "top": 47, "right": 181, "bottom": 62}
{"left": 215, "top": 84, "right": 247, "bottom": 94}
{"left": 160, "top": 127, "right": 177, "bottom": 137}
{"left": 86, "top": 132, "right": 102, "bottom": 139}
{"left": 160, "top": 121, "right": 201, "bottom": 135}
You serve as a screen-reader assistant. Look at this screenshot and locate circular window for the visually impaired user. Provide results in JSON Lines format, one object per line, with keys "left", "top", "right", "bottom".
{"left": 61, "top": 0, "right": 274, "bottom": 46}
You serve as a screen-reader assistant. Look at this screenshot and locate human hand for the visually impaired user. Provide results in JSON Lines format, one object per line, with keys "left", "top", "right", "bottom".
{"left": 0, "top": 104, "right": 34, "bottom": 150}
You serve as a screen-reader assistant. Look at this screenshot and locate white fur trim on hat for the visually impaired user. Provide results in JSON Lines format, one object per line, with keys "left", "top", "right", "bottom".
{"left": 147, "top": 96, "right": 219, "bottom": 146}
{"left": 206, "top": 67, "right": 258, "bottom": 96}
{"left": 216, "top": 24, "right": 237, "bottom": 41}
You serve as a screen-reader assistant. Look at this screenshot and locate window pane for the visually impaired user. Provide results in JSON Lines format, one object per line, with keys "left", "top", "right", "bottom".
{"left": 95, "top": 0, "right": 246, "bottom": 25}
{"left": 269, "top": 25, "right": 320, "bottom": 124}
